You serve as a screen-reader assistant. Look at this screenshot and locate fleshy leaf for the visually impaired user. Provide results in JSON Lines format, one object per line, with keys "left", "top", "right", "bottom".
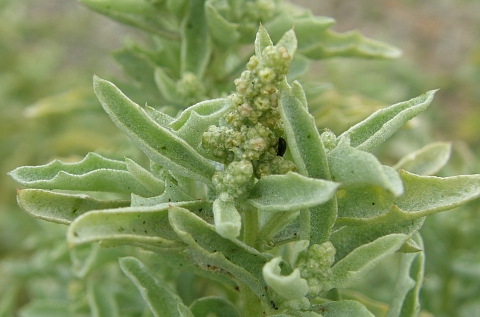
{"left": 213, "top": 199, "right": 241, "bottom": 239}
{"left": 131, "top": 179, "right": 194, "bottom": 207}
{"left": 386, "top": 234, "right": 424, "bottom": 317}
{"left": 181, "top": 0, "right": 212, "bottom": 78}
{"left": 299, "top": 30, "right": 401, "bottom": 60}
{"left": 169, "top": 98, "right": 232, "bottom": 147}
{"left": 67, "top": 201, "right": 211, "bottom": 248}
{"left": 189, "top": 296, "right": 240, "bottom": 317}
{"left": 16, "top": 189, "right": 129, "bottom": 225}
{"left": 79, "top": 0, "right": 179, "bottom": 40}
{"left": 327, "top": 137, "right": 403, "bottom": 196}
{"left": 154, "top": 67, "right": 180, "bottom": 105}
{"left": 320, "top": 300, "right": 375, "bottom": 317}
{"left": 263, "top": 257, "right": 308, "bottom": 300}
{"left": 331, "top": 234, "right": 410, "bottom": 289}
{"left": 204, "top": 0, "right": 240, "bottom": 46}
{"left": 8, "top": 152, "right": 153, "bottom": 196}
{"left": 394, "top": 142, "right": 452, "bottom": 176}
{"left": 168, "top": 205, "right": 269, "bottom": 299}
{"left": 119, "top": 257, "right": 194, "bottom": 317}
{"left": 93, "top": 76, "right": 216, "bottom": 185}
{"left": 279, "top": 80, "right": 330, "bottom": 179}
{"left": 275, "top": 28, "right": 297, "bottom": 58}
{"left": 145, "top": 104, "right": 176, "bottom": 127}
{"left": 125, "top": 158, "right": 165, "bottom": 195}
{"left": 255, "top": 24, "right": 274, "bottom": 58}
{"left": 330, "top": 218, "right": 424, "bottom": 262}
{"left": 336, "top": 186, "right": 394, "bottom": 219}
{"left": 338, "top": 90, "right": 437, "bottom": 152}
{"left": 248, "top": 171, "right": 339, "bottom": 212}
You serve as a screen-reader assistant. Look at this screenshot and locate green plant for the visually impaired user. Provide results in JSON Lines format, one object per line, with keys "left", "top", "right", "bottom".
{"left": 7, "top": 1, "right": 480, "bottom": 316}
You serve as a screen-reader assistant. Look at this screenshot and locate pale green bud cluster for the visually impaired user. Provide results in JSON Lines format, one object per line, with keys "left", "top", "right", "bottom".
{"left": 213, "top": 160, "right": 254, "bottom": 202}
{"left": 176, "top": 72, "right": 206, "bottom": 105}
{"left": 202, "top": 44, "right": 296, "bottom": 198}
{"left": 296, "top": 242, "right": 336, "bottom": 297}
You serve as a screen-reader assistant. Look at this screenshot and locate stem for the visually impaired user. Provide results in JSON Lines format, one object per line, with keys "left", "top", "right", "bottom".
{"left": 240, "top": 283, "right": 263, "bottom": 317}
{"left": 243, "top": 207, "right": 258, "bottom": 248}
{"left": 299, "top": 209, "right": 310, "bottom": 240}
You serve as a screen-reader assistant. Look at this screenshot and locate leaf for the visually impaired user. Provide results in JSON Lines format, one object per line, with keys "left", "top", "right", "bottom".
{"left": 299, "top": 30, "right": 401, "bottom": 60}
{"left": 126, "top": 158, "right": 165, "bottom": 195}
{"left": 213, "top": 199, "right": 241, "bottom": 239}
{"left": 336, "top": 186, "right": 395, "bottom": 219}
{"left": 204, "top": 0, "right": 240, "bottom": 46}
{"left": 386, "top": 233, "right": 424, "bottom": 317}
{"left": 279, "top": 80, "right": 330, "bottom": 179}
{"left": 87, "top": 282, "right": 119, "bottom": 317}
{"left": 394, "top": 142, "right": 452, "bottom": 176}
{"left": 16, "top": 189, "right": 129, "bottom": 225}
{"left": 330, "top": 218, "right": 424, "bottom": 263}
{"left": 168, "top": 205, "right": 270, "bottom": 299}
{"left": 145, "top": 104, "right": 176, "bottom": 127}
{"left": 119, "top": 257, "right": 194, "bottom": 317}
{"left": 189, "top": 296, "right": 240, "bottom": 317}
{"left": 131, "top": 179, "right": 194, "bottom": 207}
{"left": 276, "top": 28, "right": 297, "bottom": 58}
{"left": 320, "top": 300, "right": 375, "bottom": 317}
{"left": 9, "top": 152, "right": 153, "bottom": 196}
{"left": 262, "top": 257, "right": 308, "bottom": 300}
{"left": 93, "top": 76, "right": 216, "bottom": 185}
{"left": 169, "top": 98, "right": 232, "bottom": 147}
{"left": 331, "top": 234, "right": 410, "bottom": 289}
{"left": 396, "top": 170, "right": 480, "bottom": 214}
{"left": 327, "top": 138, "right": 403, "bottom": 196}
{"left": 79, "top": 0, "right": 179, "bottom": 40}
{"left": 67, "top": 201, "right": 211, "bottom": 248}
{"left": 154, "top": 67, "right": 180, "bottom": 105}
{"left": 338, "top": 90, "right": 437, "bottom": 152}
{"left": 181, "top": 0, "right": 212, "bottom": 78}
{"left": 255, "top": 24, "right": 274, "bottom": 58}
{"left": 248, "top": 171, "right": 339, "bottom": 212}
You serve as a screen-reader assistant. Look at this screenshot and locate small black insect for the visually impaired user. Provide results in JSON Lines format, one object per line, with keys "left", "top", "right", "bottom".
{"left": 277, "top": 137, "right": 286, "bottom": 156}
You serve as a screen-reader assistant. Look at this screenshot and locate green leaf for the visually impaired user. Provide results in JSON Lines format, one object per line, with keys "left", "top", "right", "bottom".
{"left": 338, "top": 90, "right": 437, "bottom": 152}
{"left": 9, "top": 152, "right": 153, "bottom": 196}
{"left": 169, "top": 98, "right": 232, "bottom": 147}
{"left": 67, "top": 201, "right": 211, "bottom": 248}
{"left": 213, "top": 199, "right": 241, "bottom": 239}
{"left": 119, "top": 257, "right": 194, "bottom": 317}
{"left": 255, "top": 24, "right": 274, "bottom": 58}
{"left": 262, "top": 257, "right": 308, "bottom": 300}
{"left": 126, "top": 158, "right": 165, "bottom": 195}
{"left": 327, "top": 138, "right": 403, "bottom": 196}
{"left": 386, "top": 233, "right": 424, "bottom": 317}
{"left": 276, "top": 28, "right": 297, "bottom": 58}
{"left": 79, "top": 0, "right": 179, "bottom": 40}
{"left": 16, "top": 189, "right": 129, "bottom": 225}
{"left": 320, "top": 300, "right": 375, "bottom": 317}
{"left": 248, "top": 171, "right": 339, "bottom": 212}
{"left": 279, "top": 80, "right": 330, "bottom": 179}
{"left": 168, "top": 205, "right": 270, "bottom": 299}
{"left": 189, "top": 296, "right": 240, "bottom": 317}
{"left": 181, "top": 0, "right": 212, "bottom": 78}
{"left": 299, "top": 30, "right": 401, "bottom": 60}
{"left": 205, "top": 0, "right": 240, "bottom": 46}
{"left": 87, "top": 282, "right": 119, "bottom": 317}
{"left": 131, "top": 179, "right": 194, "bottom": 207}
{"left": 396, "top": 170, "right": 480, "bottom": 214}
{"left": 145, "top": 104, "right": 176, "bottom": 127}
{"left": 394, "top": 142, "right": 452, "bottom": 176}
{"left": 93, "top": 76, "right": 216, "bottom": 185}
{"left": 336, "top": 186, "right": 394, "bottom": 219}
{"left": 331, "top": 234, "right": 410, "bottom": 289}
{"left": 154, "top": 67, "right": 180, "bottom": 105}
{"left": 330, "top": 218, "right": 424, "bottom": 262}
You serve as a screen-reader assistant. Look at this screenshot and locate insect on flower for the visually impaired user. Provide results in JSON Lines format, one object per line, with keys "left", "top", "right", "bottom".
{"left": 277, "top": 137, "right": 286, "bottom": 156}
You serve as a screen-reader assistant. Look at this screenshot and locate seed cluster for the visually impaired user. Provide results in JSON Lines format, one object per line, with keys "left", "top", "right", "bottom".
{"left": 202, "top": 44, "right": 296, "bottom": 200}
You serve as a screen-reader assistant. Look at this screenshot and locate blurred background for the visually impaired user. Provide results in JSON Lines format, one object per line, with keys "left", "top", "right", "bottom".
{"left": 0, "top": 0, "right": 479, "bottom": 316}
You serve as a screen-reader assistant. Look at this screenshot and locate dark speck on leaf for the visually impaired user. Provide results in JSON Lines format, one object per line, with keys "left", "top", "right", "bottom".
{"left": 277, "top": 137, "right": 286, "bottom": 156}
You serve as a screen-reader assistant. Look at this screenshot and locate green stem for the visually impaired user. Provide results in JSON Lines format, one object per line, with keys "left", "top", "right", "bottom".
{"left": 240, "top": 283, "right": 263, "bottom": 317}
{"left": 243, "top": 207, "right": 258, "bottom": 248}
{"left": 258, "top": 211, "right": 299, "bottom": 248}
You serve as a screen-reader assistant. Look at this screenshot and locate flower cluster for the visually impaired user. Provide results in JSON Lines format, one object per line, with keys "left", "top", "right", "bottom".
{"left": 202, "top": 43, "right": 296, "bottom": 200}
{"left": 296, "top": 242, "right": 336, "bottom": 297}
